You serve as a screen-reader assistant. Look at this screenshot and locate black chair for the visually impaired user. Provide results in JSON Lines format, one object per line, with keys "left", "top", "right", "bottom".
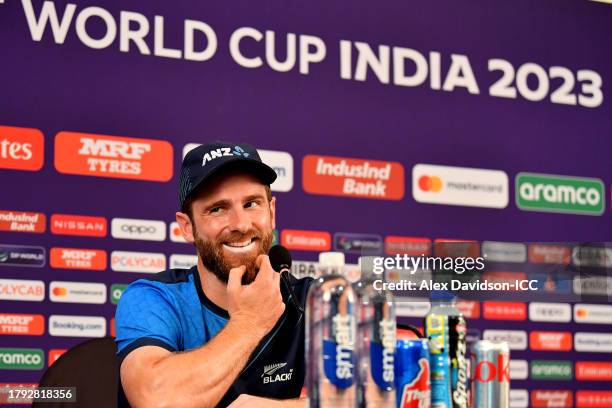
{"left": 34, "top": 337, "right": 119, "bottom": 408}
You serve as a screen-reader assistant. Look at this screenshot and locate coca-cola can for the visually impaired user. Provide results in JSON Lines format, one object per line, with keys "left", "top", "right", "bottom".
{"left": 470, "top": 340, "right": 510, "bottom": 408}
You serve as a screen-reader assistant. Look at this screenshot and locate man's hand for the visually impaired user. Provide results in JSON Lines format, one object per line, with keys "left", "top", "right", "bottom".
{"left": 227, "top": 255, "right": 285, "bottom": 338}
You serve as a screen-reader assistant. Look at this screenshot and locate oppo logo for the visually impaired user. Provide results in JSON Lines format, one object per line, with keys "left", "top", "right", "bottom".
{"left": 111, "top": 218, "right": 166, "bottom": 241}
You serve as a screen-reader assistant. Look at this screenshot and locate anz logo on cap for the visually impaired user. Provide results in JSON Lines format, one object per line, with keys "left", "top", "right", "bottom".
{"left": 201, "top": 145, "right": 250, "bottom": 166}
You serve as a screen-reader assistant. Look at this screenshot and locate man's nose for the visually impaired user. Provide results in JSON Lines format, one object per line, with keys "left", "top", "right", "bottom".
{"left": 227, "top": 206, "right": 251, "bottom": 234}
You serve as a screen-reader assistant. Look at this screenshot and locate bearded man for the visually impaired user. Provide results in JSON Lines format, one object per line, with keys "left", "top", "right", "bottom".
{"left": 115, "top": 142, "right": 312, "bottom": 408}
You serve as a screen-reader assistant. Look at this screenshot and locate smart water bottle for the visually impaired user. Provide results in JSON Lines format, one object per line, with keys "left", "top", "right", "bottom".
{"left": 306, "top": 252, "right": 358, "bottom": 407}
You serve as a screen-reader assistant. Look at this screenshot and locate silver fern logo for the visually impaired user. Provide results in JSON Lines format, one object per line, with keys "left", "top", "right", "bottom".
{"left": 262, "top": 362, "right": 293, "bottom": 384}
{"left": 262, "top": 362, "right": 287, "bottom": 377}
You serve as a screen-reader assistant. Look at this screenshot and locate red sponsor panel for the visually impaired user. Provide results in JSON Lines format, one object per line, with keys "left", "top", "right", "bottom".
{"left": 54, "top": 131, "right": 173, "bottom": 182}
{"left": 576, "top": 391, "right": 612, "bottom": 408}
{"left": 0, "top": 125, "right": 44, "bottom": 171}
{"left": 48, "top": 349, "right": 67, "bottom": 366}
{"left": 110, "top": 317, "right": 116, "bottom": 337}
{"left": 50, "top": 247, "right": 107, "bottom": 270}
{"left": 281, "top": 229, "right": 331, "bottom": 251}
{"left": 0, "top": 313, "right": 44, "bottom": 335}
{"left": 530, "top": 331, "right": 573, "bottom": 351}
{"left": 483, "top": 302, "right": 526, "bottom": 321}
{"left": 433, "top": 239, "right": 480, "bottom": 258}
{"left": 0, "top": 383, "right": 38, "bottom": 404}
{"left": 528, "top": 244, "right": 571, "bottom": 264}
{"left": 531, "top": 390, "right": 573, "bottom": 408}
{"left": 384, "top": 236, "right": 431, "bottom": 256}
{"left": 0, "top": 210, "right": 46, "bottom": 233}
{"left": 302, "top": 154, "right": 405, "bottom": 200}
{"left": 50, "top": 214, "right": 107, "bottom": 237}
{"left": 456, "top": 300, "right": 480, "bottom": 319}
{"left": 576, "top": 362, "right": 612, "bottom": 381}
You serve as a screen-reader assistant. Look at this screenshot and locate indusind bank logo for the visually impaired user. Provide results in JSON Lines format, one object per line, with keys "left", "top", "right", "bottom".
{"left": 302, "top": 155, "right": 404, "bottom": 200}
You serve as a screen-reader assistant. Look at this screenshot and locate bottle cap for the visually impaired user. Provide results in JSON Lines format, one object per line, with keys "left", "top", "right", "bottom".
{"left": 319, "top": 252, "right": 345, "bottom": 267}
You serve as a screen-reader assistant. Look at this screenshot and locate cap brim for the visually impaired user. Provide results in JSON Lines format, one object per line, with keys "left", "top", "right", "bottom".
{"left": 187, "top": 157, "right": 278, "bottom": 201}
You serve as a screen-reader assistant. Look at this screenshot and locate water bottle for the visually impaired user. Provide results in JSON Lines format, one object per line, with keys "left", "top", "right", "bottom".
{"left": 354, "top": 256, "right": 396, "bottom": 408}
{"left": 306, "top": 252, "right": 358, "bottom": 407}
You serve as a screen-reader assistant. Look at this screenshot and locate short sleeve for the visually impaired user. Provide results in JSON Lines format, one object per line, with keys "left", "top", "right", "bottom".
{"left": 115, "top": 280, "right": 182, "bottom": 365}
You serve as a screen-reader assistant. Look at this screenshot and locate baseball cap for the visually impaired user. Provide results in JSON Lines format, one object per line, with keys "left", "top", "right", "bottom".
{"left": 178, "top": 141, "right": 277, "bottom": 210}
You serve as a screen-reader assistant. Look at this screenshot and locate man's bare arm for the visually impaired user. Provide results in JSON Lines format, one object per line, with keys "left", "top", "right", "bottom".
{"left": 120, "top": 257, "right": 285, "bottom": 408}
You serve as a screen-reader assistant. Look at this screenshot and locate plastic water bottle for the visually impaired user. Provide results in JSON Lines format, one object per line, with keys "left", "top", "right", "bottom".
{"left": 306, "top": 252, "right": 358, "bottom": 407}
{"left": 354, "top": 256, "right": 396, "bottom": 408}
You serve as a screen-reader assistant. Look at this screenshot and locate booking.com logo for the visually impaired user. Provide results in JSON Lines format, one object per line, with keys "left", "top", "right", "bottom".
{"left": 418, "top": 175, "right": 443, "bottom": 192}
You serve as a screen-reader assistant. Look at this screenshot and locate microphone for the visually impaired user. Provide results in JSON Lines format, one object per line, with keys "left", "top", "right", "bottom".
{"left": 269, "top": 245, "right": 304, "bottom": 314}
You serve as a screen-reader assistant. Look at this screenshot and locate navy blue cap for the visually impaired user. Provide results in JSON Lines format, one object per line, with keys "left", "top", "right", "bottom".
{"left": 178, "top": 141, "right": 277, "bottom": 210}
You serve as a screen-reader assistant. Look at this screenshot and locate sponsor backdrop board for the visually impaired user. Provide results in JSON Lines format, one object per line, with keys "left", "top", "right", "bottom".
{"left": 1, "top": 0, "right": 612, "bottom": 405}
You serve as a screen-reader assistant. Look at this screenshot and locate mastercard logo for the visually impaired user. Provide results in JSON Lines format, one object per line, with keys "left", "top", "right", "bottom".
{"left": 52, "top": 287, "right": 67, "bottom": 296}
{"left": 576, "top": 308, "right": 587, "bottom": 318}
{"left": 418, "top": 175, "right": 443, "bottom": 192}
{"left": 172, "top": 226, "right": 182, "bottom": 237}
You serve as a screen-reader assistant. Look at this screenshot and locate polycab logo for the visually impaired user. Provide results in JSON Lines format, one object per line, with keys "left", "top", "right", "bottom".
{"left": 111, "top": 251, "right": 166, "bottom": 273}
{"left": 482, "top": 330, "right": 527, "bottom": 350}
{"left": 516, "top": 172, "right": 605, "bottom": 215}
{"left": 0, "top": 210, "right": 45, "bottom": 233}
{"left": 49, "top": 281, "right": 106, "bottom": 304}
{"left": 528, "top": 244, "right": 571, "bottom": 264}
{"left": 0, "top": 125, "right": 44, "bottom": 171}
{"left": 530, "top": 331, "right": 572, "bottom": 351}
{"left": 281, "top": 229, "right": 331, "bottom": 251}
{"left": 48, "top": 315, "right": 106, "bottom": 338}
{"left": 169, "top": 222, "right": 188, "bottom": 243}
{"left": 0, "top": 279, "right": 45, "bottom": 302}
{"left": 481, "top": 241, "right": 526, "bottom": 263}
{"left": 49, "top": 247, "right": 106, "bottom": 270}
{"left": 576, "top": 391, "right": 612, "bottom": 408}
{"left": 0, "top": 348, "right": 45, "bottom": 370}
{"left": 384, "top": 236, "right": 431, "bottom": 256}
{"left": 529, "top": 302, "right": 572, "bottom": 323}
{"left": 303, "top": 154, "right": 405, "bottom": 200}
{"left": 111, "top": 218, "right": 166, "bottom": 241}
{"left": 483, "top": 302, "right": 526, "bottom": 321}
{"left": 0, "top": 313, "right": 44, "bottom": 336}
{"left": 531, "top": 390, "right": 573, "bottom": 408}
{"left": 574, "top": 304, "right": 612, "bottom": 324}
{"left": 169, "top": 254, "right": 197, "bottom": 269}
{"left": 50, "top": 214, "right": 107, "bottom": 237}
{"left": 575, "top": 362, "right": 612, "bottom": 381}
{"left": 54, "top": 131, "right": 173, "bottom": 181}
{"left": 412, "top": 164, "right": 509, "bottom": 208}
{"left": 48, "top": 349, "right": 67, "bottom": 367}
{"left": 574, "top": 332, "right": 612, "bottom": 353}
{"left": 183, "top": 144, "right": 294, "bottom": 192}
{"left": 0, "top": 244, "right": 45, "bottom": 267}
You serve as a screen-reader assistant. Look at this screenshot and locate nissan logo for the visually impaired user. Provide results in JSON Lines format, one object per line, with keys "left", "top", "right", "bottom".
{"left": 121, "top": 225, "right": 157, "bottom": 234}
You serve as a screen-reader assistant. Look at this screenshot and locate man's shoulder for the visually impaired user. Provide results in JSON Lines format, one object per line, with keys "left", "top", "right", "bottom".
{"left": 120, "top": 267, "right": 197, "bottom": 305}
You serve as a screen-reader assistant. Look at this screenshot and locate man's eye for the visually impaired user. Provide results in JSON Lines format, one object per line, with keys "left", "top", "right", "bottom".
{"left": 209, "top": 207, "right": 222, "bottom": 213}
{"left": 245, "top": 201, "right": 259, "bottom": 208}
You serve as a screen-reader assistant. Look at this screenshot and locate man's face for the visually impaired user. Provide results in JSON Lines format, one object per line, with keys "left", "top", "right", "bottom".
{"left": 178, "top": 171, "right": 276, "bottom": 284}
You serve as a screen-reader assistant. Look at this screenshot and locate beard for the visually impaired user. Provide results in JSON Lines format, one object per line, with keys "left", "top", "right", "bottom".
{"left": 194, "top": 227, "right": 273, "bottom": 285}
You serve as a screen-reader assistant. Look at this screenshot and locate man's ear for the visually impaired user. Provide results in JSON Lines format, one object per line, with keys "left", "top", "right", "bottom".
{"left": 269, "top": 196, "right": 276, "bottom": 230}
{"left": 175, "top": 212, "right": 195, "bottom": 243}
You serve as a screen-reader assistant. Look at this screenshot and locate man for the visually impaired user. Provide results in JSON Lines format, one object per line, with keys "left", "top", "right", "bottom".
{"left": 115, "top": 141, "right": 312, "bottom": 408}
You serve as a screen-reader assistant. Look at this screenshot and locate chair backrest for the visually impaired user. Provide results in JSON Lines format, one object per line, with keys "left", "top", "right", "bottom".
{"left": 34, "top": 337, "right": 119, "bottom": 408}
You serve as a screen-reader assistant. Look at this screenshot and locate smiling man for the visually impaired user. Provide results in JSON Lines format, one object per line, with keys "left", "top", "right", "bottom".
{"left": 115, "top": 142, "right": 311, "bottom": 408}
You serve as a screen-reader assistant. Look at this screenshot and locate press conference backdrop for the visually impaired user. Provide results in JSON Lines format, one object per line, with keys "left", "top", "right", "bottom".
{"left": 1, "top": 0, "right": 611, "bottom": 406}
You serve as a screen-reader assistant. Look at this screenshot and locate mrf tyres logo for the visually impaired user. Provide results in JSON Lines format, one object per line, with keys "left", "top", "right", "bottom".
{"left": 516, "top": 173, "right": 605, "bottom": 215}
{"left": 54, "top": 131, "right": 173, "bottom": 182}
{"left": 261, "top": 362, "right": 293, "bottom": 384}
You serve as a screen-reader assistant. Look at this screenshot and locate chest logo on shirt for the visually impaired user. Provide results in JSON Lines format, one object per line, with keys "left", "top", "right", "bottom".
{"left": 262, "top": 362, "right": 293, "bottom": 384}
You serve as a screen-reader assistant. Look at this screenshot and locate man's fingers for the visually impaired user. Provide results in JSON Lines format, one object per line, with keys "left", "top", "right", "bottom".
{"left": 228, "top": 265, "right": 247, "bottom": 292}
{"left": 257, "top": 255, "right": 276, "bottom": 281}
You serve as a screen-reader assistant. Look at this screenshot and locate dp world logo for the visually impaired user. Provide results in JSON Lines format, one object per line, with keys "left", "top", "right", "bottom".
{"left": 516, "top": 173, "right": 604, "bottom": 215}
